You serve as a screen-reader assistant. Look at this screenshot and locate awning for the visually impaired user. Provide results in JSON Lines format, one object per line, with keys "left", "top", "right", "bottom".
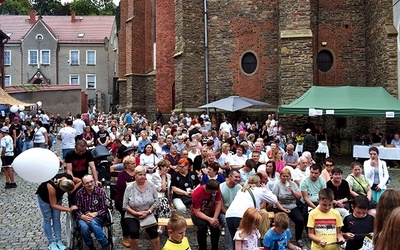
{"left": 0, "top": 88, "right": 35, "bottom": 107}
{"left": 278, "top": 86, "right": 400, "bottom": 117}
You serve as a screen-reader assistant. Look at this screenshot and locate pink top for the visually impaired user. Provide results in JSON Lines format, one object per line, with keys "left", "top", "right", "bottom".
{"left": 275, "top": 160, "right": 286, "bottom": 173}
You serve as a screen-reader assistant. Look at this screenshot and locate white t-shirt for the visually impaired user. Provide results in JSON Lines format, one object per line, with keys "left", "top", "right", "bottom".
{"left": 219, "top": 122, "right": 233, "bottom": 134}
{"left": 73, "top": 119, "right": 86, "bottom": 135}
{"left": 58, "top": 126, "right": 77, "bottom": 149}
{"left": 34, "top": 127, "right": 47, "bottom": 143}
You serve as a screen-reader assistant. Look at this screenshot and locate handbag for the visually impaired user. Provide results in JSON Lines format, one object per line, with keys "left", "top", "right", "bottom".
{"left": 139, "top": 213, "right": 157, "bottom": 229}
{"left": 248, "top": 188, "right": 257, "bottom": 207}
{"left": 156, "top": 197, "right": 171, "bottom": 218}
{"left": 350, "top": 175, "right": 377, "bottom": 209}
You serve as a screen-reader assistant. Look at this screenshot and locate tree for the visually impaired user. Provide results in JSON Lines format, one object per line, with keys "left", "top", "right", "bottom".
{"left": 70, "top": 0, "right": 116, "bottom": 15}
{"left": 0, "top": 0, "right": 31, "bottom": 15}
{"left": 33, "top": 0, "right": 64, "bottom": 15}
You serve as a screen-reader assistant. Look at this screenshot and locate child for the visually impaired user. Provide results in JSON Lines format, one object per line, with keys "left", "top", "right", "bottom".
{"left": 263, "top": 212, "right": 301, "bottom": 250}
{"left": 308, "top": 188, "right": 345, "bottom": 250}
{"left": 341, "top": 195, "right": 374, "bottom": 250}
{"left": 162, "top": 213, "right": 191, "bottom": 250}
{"left": 233, "top": 207, "right": 262, "bottom": 250}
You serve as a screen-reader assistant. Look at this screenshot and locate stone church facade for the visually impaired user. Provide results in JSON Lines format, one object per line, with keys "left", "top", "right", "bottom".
{"left": 118, "top": 0, "right": 397, "bottom": 123}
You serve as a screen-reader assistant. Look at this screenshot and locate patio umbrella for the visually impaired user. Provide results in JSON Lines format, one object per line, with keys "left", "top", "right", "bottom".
{"left": 199, "top": 96, "right": 269, "bottom": 112}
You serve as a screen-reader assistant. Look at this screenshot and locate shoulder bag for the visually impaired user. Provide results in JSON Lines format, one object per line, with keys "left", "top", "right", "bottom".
{"left": 248, "top": 188, "right": 257, "bottom": 208}
{"left": 350, "top": 175, "right": 377, "bottom": 209}
{"left": 139, "top": 213, "right": 157, "bottom": 229}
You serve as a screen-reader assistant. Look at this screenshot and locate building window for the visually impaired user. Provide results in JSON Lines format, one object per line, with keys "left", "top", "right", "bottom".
{"left": 241, "top": 52, "right": 258, "bottom": 75}
{"left": 86, "top": 74, "right": 96, "bottom": 89}
{"left": 70, "top": 74, "right": 80, "bottom": 85}
{"left": 41, "top": 50, "right": 50, "bottom": 65}
{"left": 28, "top": 50, "right": 38, "bottom": 65}
{"left": 70, "top": 50, "right": 79, "bottom": 65}
{"left": 317, "top": 50, "right": 334, "bottom": 72}
{"left": 86, "top": 50, "right": 96, "bottom": 65}
{"left": 4, "top": 75, "right": 11, "bottom": 86}
{"left": 4, "top": 50, "right": 11, "bottom": 65}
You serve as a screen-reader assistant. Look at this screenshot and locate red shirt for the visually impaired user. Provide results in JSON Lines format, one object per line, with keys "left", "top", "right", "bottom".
{"left": 190, "top": 185, "right": 222, "bottom": 216}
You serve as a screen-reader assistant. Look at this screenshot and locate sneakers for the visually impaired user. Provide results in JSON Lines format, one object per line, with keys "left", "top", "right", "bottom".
{"left": 5, "top": 182, "right": 11, "bottom": 189}
{"left": 10, "top": 183, "right": 17, "bottom": 188}
{"left": 48, "top": 242, "right": 58, "bottom": 250}
{"left": 56, "top": 240, "right": 66, "bottom": 250}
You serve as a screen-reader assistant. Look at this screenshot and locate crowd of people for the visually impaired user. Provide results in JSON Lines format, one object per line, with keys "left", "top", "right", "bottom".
{"left": 2, "top": 109, "right": 400, "bottom": 250}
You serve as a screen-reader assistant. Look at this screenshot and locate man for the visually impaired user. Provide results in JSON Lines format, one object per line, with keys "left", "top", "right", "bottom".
{"left": 75, "top": 174, "right": 109, "bottom": 250}
{"left": 303, "top": 128, "right": 318, "bottom": 160}
{"left": 96, "top": 125, "right": 110, "bottom": 147}
{"left": 161, "top": 136, "right": 173, "bottom": 154}
{"left": 124, "top": 111, "right": 133, "bottom": 125}
{"left": 191, "top": 179, "right": 222, "bottom": 250}
{"left": 57, "top": 119, "right": 77, "bottom": 159}
{"left": 240, "top": 141, "right": 252, "bottom": 157}
{"left": 1, "top": 127, "right": 16, "bottom": 188}
{"left": 219, "top": 170, "right": 241, "bottom": 250}
{"left": 246, "top": 123, "right": 259, "bottom": 140}
{"left": 283, "top": 143, "right": 299, "bottom": 169}
{"left": 137, "top": 131, "right": 151, "bottom": 154}
{"left": 10, "top": 116, "right": 23, "bottom": 155}
{"left": 236, "top": 131, "right": 247, "bottom": 144}
{"left": 72, "top": 114, "right": 86, "bottom": 140}
{"left": 219, "top": 118, "right": 233, "bottom": 137}
{"left": 65, "top": 140, "right": 99, "bottom": 184}
{"left": 209, "top": 130, "right": 221, "bottom": 152}
{"left": 249, "top": 141, "right": 267, "bottom": 163}
{"left": 300, "top": 164, "right": 326, "bottom": 210}
{"left": 250, "top": 150, "right": 264, "bottom": 172}
{"left": 292, "top": 156, "right": 309, "bottom": 186}
{"left": 179, "top": 113, "right": 187, "bottom": 128}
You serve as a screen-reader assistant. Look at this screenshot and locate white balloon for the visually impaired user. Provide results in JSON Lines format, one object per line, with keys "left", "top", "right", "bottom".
{"left": 10, "top": 105, "right": 18, "bottom": 113}
{"left": 18, "top": 105, "right": 25, "bottom": 111}
{"left": 12, "top": 148, "right": 59, "bottom": 183}
{"left": 37, "top": 101, "right": 42, "bottom": 107}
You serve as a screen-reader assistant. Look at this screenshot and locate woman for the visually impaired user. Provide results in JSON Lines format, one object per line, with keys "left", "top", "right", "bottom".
{"left": 326, "top": 168, "right": 351, "bottom": 219}
{"left": 320, "top": 158, "right": 334, "bottom": 182}
{"left": 374, "top": 190, "right": 400, "bottom": 244}
{"left": 201, "top": 162, "right": 225, "bottom": 185}
{"left": 346, "top": 161, "right": 376, "bottom": 216}
{"left": 363, "top": 146, "right": 389, "bottom": 202}
{"left": 36, "top": 173, "right": 80, "bottom": 250}
{"left": 123, "top": 166, "right": 160, "bottom": 250}
{"left": 229, "top": 145, "right": 248, "bottom": 170}
{"left": 153, "top": 136, "right": 165, "bottom": 159}
{"left": 22, "top": 121, "right": 34, "bottom": 152}
{"left": 164, "top": 145, "right": 181, "bottom": 175}
{"left": 115, "top": 156, "right": 136, "bottom": 248}
{"left": 33, "top": 120, "right": 48, "bottom": 148}
{"left": 117, "top": 122, "right": 127, "bottom": 137}
{"left": 151, "top": 126, "right": 162, "bottom": 142}
{"left": 109, "top": 126, "right": 120, "bottom": 156}
{"left": 139, "top": 143, "right": 160, "bottom": 180}
{"left": 82, "top": 126, "right": 95, "bottom": 147}
{"left": 271, "top": 147, "right": 285, "bottom": 173}
{"left": 225, "top": 174, "right": 277, "bottom": 248}
{"left": 121, "top": 134, "right": 134, "bottom": 148}
{"left": 188, "top": 141, "right": 200, "bottom": 161}
{"left": 259, "top": 124, "right": 269, "bottom": 142}
{"left": 272, "top": 167, "right": 304, "bottom": 247}
{"left": 150, "top": 159, "right": 172, "bottom": 234}
{"left": 374, "top": 207, "right": 400, "bottom": 250}
{"left": 260, "top": 160, "right": 280, "bottom": 191}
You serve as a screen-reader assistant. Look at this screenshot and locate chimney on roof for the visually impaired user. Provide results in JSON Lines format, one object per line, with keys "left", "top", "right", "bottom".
{"left": 29, "top": 9, "right": 36, "bottom": 24}
{"left": 71, "top": 11, "right": 76, "bottom": 23}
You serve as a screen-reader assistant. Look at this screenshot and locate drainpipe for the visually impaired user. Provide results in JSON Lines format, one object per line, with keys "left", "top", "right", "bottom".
{"left": 203, "top": 0, "right": 209, "bottom": 116}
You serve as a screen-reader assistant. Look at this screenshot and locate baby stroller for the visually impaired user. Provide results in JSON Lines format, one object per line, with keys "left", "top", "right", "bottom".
{"left": 92, "top": 145, "right": 111, "bottom": 182}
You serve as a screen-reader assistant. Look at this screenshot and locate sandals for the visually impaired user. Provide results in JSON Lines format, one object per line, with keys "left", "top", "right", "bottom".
{"left": 122, "top": 239, "right": 130, "bottom": 248}
{"left": 297, "top": 240, "right": 304, "bottom": 247}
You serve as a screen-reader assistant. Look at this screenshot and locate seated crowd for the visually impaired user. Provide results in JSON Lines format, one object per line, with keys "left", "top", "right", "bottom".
{"left": 50, "top": 111, "right": 396, "bottom": 250}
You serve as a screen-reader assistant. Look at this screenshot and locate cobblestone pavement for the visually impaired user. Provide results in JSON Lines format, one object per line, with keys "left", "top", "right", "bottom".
{"left": 0, "top": 143, "right": 399, "bottom": 249}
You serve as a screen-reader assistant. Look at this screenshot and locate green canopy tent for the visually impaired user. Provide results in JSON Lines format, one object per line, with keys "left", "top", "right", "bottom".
{"left": 278, "top": 86, "right": 400, "bottom": 117}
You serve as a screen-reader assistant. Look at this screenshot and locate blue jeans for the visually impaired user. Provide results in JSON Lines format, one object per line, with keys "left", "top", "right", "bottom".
{"left": 22, "top": 140, "right": 33, "bottom": 152}
{"left": 16, "top": 137, "right": 23, "bottom": 155}
{"left": 37, "top": 195, "right": 62, "bottom": 243}
{"left": 78, "top": 216, "right": 108, "bottom": 247}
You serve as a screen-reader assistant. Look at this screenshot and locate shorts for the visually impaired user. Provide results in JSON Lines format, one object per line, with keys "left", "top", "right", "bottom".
{"left": 2, "top": 156, "right": 14, "bottom": 166}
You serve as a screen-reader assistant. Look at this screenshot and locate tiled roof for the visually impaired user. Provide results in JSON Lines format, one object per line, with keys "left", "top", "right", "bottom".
{"left": 0, "top": 15, "right": 115, "bottom": 43}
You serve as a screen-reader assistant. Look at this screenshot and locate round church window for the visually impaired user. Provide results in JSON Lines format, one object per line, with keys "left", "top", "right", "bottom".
{"left": 241, "top": 52, "right": 258, "bottom": 75}
{"left": 317, "top": 50, "right": 333, "bottom": 72}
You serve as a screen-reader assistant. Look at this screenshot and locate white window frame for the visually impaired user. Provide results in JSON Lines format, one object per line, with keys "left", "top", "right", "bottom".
{"left": 28, "top": 50, "right": 38, "bottom": 65}
{"left": 41, "top": 50, "right": 50, "bottom": 65}
{"left": 69, "top": 74, "right": 80, "bottom": 85}
{"left": 4, "top": 75, "right": 11, "bottom": 86}
{"left": 86, "top": 74, "right": 96, "bottom": 89}
{"left": 4, "top": 50, "right": 11, "bottom": 65}
{"left": 86, "top": 50, "right": 96, "bottom": 65}
{"left": 69, "top": 50, "right": 80, "bottom": 65}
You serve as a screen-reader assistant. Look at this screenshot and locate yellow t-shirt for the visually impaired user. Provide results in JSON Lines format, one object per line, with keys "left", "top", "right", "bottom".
{"left": 162, "top": 237, "right": 191, "bottom": 250}
{"left": 307, "top": 208, "right": 343, "bottom": 250}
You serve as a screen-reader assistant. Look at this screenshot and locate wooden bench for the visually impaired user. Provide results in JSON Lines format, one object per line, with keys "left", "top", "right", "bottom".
{"left": 158, "top": 217, "right": 194, "bottom": 227}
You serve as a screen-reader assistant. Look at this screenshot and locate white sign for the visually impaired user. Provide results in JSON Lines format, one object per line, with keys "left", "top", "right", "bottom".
{"left": 315, "top": 109, "right": 323, "bottom": 116}
{"left": 386, "top": 112, "right": 395, "bottom": 118}
{"left": 326, "top": 110, "right": 335, "bottom": 115}
{"left": 309, "top": 108, "right": 315, "bottom": 116}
